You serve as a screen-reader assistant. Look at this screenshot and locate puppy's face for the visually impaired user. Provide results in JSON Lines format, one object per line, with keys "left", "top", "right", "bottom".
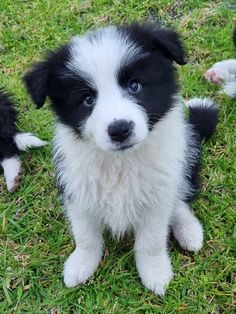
{"left": 24, "top": 24, "right": 186, "bottom": 152}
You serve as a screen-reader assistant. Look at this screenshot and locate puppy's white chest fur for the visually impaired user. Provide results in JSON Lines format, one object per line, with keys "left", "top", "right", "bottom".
{"left": 54, "top": 105, "right": 187, "bottom": 236}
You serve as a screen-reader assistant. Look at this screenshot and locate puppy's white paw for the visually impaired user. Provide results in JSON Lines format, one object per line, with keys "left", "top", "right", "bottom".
{"left": 1, "top": 157, "right": 22, "bottom": 192}
{"left": 136, "top": 252, "right": 173, "bottom": 296}
{"left": 173, "top": 217, "right": 203, "bottom": 252}
{"left": 205, "top": 69, "right": 223, "bottom": 84}
{"left": 64, "top": 248, "right": 102, "bottom": 288}
{"left": 7, "top": 173, "right": 21, "bottom": 192}
{"left": 205, "top": 59, "right": 236, "bottom": 84}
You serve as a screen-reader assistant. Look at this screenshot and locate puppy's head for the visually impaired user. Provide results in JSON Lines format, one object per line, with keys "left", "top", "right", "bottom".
{"left": 24, "top": 24, "right": 186, "bottom": 151}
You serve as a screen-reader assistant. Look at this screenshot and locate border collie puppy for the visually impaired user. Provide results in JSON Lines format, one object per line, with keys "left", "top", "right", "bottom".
{"left": 205, "top": 28, "right": 236, "bottom": 98}
{"left": 24, "top": 24, "right": 218, "bottom": 295}
{"left": 0, "top": 90, "right": 47, "bottom": 192}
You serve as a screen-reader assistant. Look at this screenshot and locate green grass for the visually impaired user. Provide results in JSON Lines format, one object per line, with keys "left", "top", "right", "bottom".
{"left": 0, "top": 0, "right": 235, "bottom": 313}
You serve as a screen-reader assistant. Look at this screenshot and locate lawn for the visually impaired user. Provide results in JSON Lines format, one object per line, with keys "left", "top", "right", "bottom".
{"left": 0, "top": 0, "right": 235, "bottom": 313}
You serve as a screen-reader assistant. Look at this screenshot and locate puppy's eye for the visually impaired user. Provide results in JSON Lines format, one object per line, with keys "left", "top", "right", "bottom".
{"left": 83, "top": 94, "right": 95, "bottom": 107}
{"left": 127, "top": 80, "right": 142, "bottom": 93}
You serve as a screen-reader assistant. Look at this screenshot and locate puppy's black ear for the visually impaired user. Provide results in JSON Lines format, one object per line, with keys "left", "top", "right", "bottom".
{"left": 154, "top": 29, "right": 187, "bottom": 65}
{"left": 23, "top": 61, "right": 49, "bottom": 108}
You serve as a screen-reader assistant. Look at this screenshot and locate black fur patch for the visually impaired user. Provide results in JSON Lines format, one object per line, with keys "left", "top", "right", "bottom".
{"left": 119, "top": 23, "right": 187, "bottom": 65}
{"left": 24, "top": 45, "right": 95, "bottom": 134}
{"left": 118, "top": 49, "right": 178, "bottom": 128}
{"left": 188, "top": 104, "right": 218, "bottom": 141}
{"left": 118, "top": 24, "right": 186, "bottom": 127}
{"left": 0, "top": 91, "right": 19, "bottom": 162}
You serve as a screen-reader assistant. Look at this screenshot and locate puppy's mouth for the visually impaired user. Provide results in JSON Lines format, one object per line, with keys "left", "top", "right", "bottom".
{"left": 111, "top": 141, "right": 140, "bottom": 152}
{"left": 116, "top": 144, "right": 135, "bottom": 151}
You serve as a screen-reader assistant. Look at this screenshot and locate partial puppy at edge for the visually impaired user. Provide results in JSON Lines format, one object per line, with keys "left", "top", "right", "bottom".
{"left": 0, "top": 90, "right": 47, "bottom": 192}
{"left": 205, "top": 27, "right": 236, "bottom": 98}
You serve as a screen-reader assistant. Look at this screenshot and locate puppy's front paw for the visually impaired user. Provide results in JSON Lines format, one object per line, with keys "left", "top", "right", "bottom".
{"left": 64, "top": 248, "right": 102, "bottom": 288}
{"left": 135, "top": 252, "right": 173, "bottom": 296}
{"left": 204, "top": 69, "right": 223, "bottom": 84}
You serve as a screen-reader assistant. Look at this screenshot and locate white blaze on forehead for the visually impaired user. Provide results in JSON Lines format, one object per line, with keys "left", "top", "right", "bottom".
{"left": 66, "top": 26, "right": 142, "bottom": 88}
{"left": 65, "top": 26, "right": 149, "bottom": 152}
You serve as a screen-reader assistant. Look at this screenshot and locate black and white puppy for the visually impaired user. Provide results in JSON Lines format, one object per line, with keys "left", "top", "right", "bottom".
{"left": 24, "top": 24, "right": 218, "bottom": 295}
{"left": 0, "top": 90, "right": 47, "bottom": 192}
{"left": 205, "top": 28, "right": 236, "bottom": 98}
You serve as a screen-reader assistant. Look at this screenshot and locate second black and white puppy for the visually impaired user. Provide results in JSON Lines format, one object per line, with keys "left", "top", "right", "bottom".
{"left": 0, "top": 90, "right": 47, "bottom": 192}
{"left": 24, "top": 24, "right": 218, "bottom": 295}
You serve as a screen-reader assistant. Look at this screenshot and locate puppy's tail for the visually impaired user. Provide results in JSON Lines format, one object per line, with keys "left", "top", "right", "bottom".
{"left": 186, "top": 98, "right": 218, "bottom": 142}
{"left": 14, "top": 132, "right": 48, "bottom": 151}
{"left": 184, "top": 98, "right": 218, "bottom": 202}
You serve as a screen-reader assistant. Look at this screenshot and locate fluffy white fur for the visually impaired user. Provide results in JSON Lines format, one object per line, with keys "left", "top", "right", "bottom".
{"left": 223, "top": 80, "right": 236, "bottom": 98}
{"left": 205, "top": 59, "right": 236, "bottom": 98}
{"left": 54, "top": 98, "right": 203, "bottom": 295}
{"left": 185, "top": 97, "right": 216, "bottom": 109}
{"left": 171, "top": 200, "right": 203, "bottom": 252}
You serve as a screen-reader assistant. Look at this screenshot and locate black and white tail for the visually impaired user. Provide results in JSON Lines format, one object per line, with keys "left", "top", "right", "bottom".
{"left": 185, "top": 98, "right": 218, "bottom": 202}
{"left": 186, "top": 97, "right": 218, "bottom": 142}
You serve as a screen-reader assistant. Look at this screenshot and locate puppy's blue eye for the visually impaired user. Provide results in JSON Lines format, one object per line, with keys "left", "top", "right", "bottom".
{"left": 83, "top": 95, "right": 94, "bottom": 107}
{"left": 127, "top": 80, "right": 142, "bottom": 93}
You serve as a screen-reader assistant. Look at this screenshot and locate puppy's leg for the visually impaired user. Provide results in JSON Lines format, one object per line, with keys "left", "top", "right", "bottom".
{"left": 171, "top": 200, "right": 203, "bottom": 252}
{"left": 14, "top": 133, "right": 47, "bottom": 151}
{"left": 1, "top": 156, "right": 21, "bottom": 192}
{"left": 64, "top": 211, "right": 104, "bottom": 288}
{"left": 222, "top": 80, "right": 236, "bottom": 98}
{"left": 134, "top": 213, "right": 173, "bottom": 296}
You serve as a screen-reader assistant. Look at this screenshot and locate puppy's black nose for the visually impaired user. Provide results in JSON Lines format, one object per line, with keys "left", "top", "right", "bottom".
{"left": 108, "top": 119, "right": 134, "bottom": 142}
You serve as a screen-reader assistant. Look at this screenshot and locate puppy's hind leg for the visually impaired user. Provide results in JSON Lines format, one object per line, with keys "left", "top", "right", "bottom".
{"left": 1, "top": 156, "right": 22, "bottom": 192}
{"left": 171, "top": 200, "right": 203, "bottom": 252}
